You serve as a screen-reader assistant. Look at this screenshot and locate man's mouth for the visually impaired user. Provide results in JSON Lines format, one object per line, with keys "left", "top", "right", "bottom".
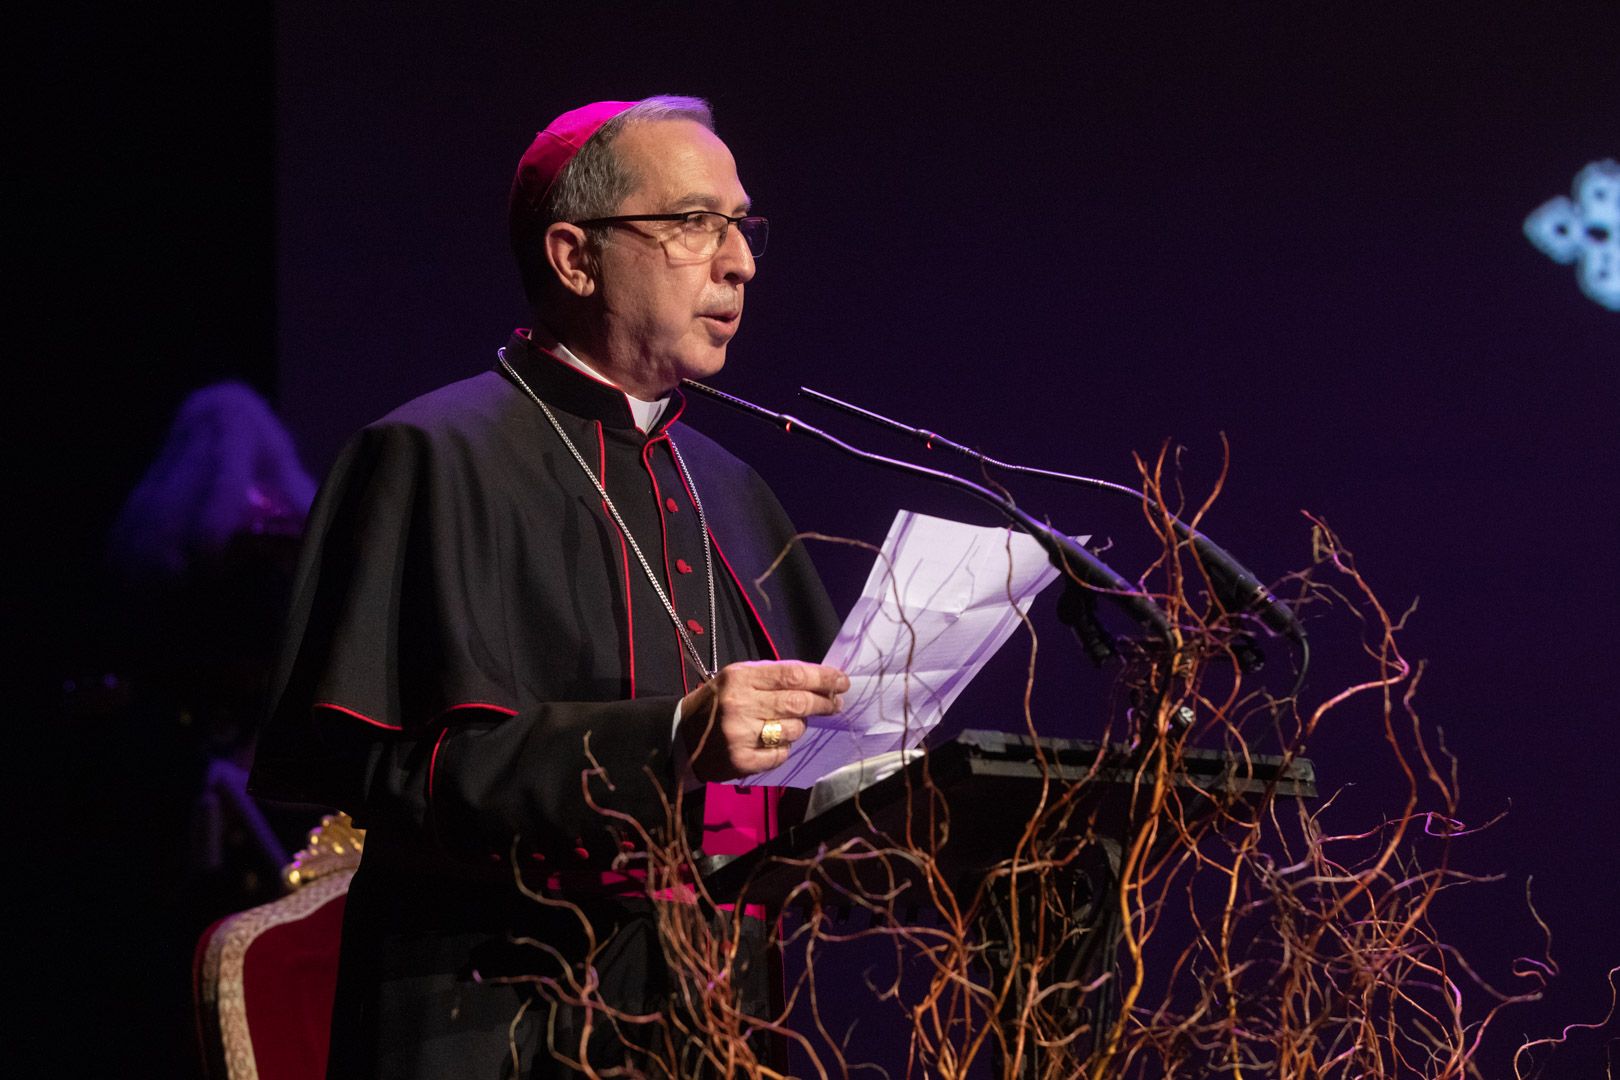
{"left": 699, "top": 311, "right": 739, "bottom": 324}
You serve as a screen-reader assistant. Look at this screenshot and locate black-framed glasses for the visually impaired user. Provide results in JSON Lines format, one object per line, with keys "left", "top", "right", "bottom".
{"left": 573, "top": 211, "right": 769, "bottom": 258}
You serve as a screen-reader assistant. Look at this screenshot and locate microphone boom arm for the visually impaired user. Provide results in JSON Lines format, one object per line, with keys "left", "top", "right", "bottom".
{"left": 797, "top": 385, "right": 1304, "bottom": 645}
{"left": 681, "top": 379, "right": 1173, "bottom": 641}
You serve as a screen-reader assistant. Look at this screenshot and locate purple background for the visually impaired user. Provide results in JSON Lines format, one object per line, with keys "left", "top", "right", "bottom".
{"left": 19, "top": 2, "right": 1615, "bottom": 1073}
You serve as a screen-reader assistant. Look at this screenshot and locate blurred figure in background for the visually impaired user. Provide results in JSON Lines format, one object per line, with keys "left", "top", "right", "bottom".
{"left": 105, "top": 379, "right": 319, "bottom": 911}
{"left": 48, "top": 381, "right": 322, "bottom": 1073}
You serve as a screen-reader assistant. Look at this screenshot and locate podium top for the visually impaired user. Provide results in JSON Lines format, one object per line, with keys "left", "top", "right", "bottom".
{"left": 698, "top": 728, "right": 1316, "bottom": 907}
{"left": 951, "top": 728, "right": 1316, "bottom": 795}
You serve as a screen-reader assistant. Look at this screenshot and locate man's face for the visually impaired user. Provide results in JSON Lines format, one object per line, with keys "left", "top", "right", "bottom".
{"left": 591, "top": 119, "right": 756, "bottom": 394}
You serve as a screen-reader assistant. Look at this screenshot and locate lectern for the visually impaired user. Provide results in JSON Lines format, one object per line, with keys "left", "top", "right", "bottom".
{"left": 698, "top": 729, "right": 1318, "bottom": 1075}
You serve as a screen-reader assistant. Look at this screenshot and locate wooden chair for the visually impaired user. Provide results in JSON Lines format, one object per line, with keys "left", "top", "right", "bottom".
{"left": 193, "top": 813, "right": 365, "bottom": 1080}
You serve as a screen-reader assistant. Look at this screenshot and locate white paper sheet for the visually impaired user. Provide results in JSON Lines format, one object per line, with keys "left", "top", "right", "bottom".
{"left": 732, "top": 510, "right": 1067, "bottom": 789}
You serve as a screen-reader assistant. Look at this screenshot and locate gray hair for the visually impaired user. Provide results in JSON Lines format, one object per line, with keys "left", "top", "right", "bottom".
{"left": 518, "top": 95, "right": 715, "bottom": 307}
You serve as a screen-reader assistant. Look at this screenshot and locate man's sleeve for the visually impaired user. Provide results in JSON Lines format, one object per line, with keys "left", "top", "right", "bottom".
{"left": 248, "top": 422, "right": 685, "bottom": 867}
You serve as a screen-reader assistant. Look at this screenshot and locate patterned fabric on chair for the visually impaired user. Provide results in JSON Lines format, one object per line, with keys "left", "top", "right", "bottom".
{"left": 194, "top": 813, "right": 364, "bottom": 1080}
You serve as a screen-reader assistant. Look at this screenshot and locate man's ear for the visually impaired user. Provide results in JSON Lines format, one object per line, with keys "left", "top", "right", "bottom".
{"left": 543, "top": 222, "right": 599, "bottom": 298}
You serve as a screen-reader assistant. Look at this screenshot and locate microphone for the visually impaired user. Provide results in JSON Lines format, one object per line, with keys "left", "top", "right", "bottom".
{"left": 796, "top": 386, "right": 1306, "bottom": 648}
{"left": 680, "top": 379, "right": 1173, "bottom": 645}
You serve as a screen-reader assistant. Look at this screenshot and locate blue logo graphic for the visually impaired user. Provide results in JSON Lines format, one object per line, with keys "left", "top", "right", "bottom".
{"left": 1524, "top": 159, "right": 1619, "bottom": 312}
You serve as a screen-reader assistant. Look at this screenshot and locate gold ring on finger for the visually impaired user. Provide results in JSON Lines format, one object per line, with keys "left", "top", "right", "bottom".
{"left": 759, "top": 720, "right": 784, "bottom": 749}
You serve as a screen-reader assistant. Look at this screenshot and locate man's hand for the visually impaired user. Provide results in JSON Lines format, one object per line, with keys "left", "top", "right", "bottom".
{"left": 677, "top": 661, "right": 849, "bottom": 782}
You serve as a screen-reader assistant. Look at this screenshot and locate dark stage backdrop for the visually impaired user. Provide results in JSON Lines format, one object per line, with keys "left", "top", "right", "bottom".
{"left": 272, "top": 4, "right": 1613, "bottom": 1075}
{"left": 24, "top": 1, "right": 1612, "bottom": 1074}
{"left": 271, "top": 3, "right": 1616, "bottom": 1073}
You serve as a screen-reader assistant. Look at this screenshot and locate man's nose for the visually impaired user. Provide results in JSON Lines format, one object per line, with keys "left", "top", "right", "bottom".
{"left": 712, "top": 224, "right": 756, "bottom": 285}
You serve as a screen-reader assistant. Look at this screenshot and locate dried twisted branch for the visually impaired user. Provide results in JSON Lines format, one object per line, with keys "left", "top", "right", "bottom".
{"left": 503, "top": 443, "right": 1587, "bottom": 1078}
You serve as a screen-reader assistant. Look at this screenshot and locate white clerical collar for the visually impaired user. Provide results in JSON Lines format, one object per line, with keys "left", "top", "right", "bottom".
{"left": 550, "top": 340, "right": 669, "bottom": 434}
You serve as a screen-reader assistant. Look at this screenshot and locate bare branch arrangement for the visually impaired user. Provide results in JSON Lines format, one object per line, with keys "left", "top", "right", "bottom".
{"left": 499, "top": 445, "right": 1579, "bottom": 1079}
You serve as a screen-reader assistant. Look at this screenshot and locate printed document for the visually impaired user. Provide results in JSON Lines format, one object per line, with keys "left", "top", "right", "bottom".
{"left": 733, "top": 510, "right": 1067, "bottom": 789}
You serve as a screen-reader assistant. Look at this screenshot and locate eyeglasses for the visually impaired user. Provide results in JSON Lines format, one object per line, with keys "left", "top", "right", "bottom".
{"left": 573, "top": 211, "right": 769, "bottom": 258}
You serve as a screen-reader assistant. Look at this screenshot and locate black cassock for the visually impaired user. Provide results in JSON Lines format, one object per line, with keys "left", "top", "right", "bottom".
{"left": 250, "top": 332, "right": 839, "bottom": 1077}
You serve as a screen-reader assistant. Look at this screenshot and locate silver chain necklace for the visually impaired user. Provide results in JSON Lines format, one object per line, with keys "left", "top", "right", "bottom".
{"left": 499, "top": 348, "right": 719, "bottom": 681}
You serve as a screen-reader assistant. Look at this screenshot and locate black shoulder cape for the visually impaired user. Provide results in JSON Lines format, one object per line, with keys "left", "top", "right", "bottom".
{"left": 249, "top": 333, "right": 839, "bottom": 866}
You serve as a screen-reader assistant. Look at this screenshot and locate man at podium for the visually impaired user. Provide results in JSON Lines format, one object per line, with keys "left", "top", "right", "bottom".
{"left": 250, "top": 95, "right": 847, "bottom": 1077}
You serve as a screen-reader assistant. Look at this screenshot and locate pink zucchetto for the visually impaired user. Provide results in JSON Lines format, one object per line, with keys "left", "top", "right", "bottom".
{"left": 509, "top": 100, "right": 637, "bottom": 249}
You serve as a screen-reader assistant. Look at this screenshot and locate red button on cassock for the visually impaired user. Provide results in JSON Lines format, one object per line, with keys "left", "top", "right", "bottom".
{"left": 676, "top": 558, "right": 693, "bottom": 574}
{"left": 664, "top": 497, "right": 680, "bottom": 512}
{"left": 686, "top": 619, "right": 704, "bottom": 634}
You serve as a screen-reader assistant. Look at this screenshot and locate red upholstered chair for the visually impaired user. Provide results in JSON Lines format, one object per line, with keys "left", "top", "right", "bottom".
{"left": 193, "top": 813, "right": 365, "bottom": 1080}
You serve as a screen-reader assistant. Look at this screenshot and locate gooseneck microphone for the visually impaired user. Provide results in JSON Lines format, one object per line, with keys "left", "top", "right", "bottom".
{"left": 796, "top": 385, "right": 1307, "bottom": 649}
{"left": 679, "top": 379, "right": 1172, "bottom": 646}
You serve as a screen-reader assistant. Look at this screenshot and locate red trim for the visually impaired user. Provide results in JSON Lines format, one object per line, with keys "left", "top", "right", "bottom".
{"left": 710, "top": 535, "right": 780, "bottom": 660}
{"left": 671, "top": 456, "right": 783, "bottom": 663}
{"left": 642, "top": 437, "right": 691, "bottom": 694}
{"left": 426, "top": 703, "right": 518, "bottom": 833}
{"left": 516, "top": 329, "right": 685, "bottom": 436}
{"left": 312, "top": 702, "right": 402, "bottom": 731}
{"left": 532, "top": 337, "right": 627, "bottom": 392}
{"left": 660, "top": 389, "right": 687, "bottom": 429}
{"left": 427, "top": 729, "right": 449, "bottom": 804}
{"left": 527, "top": 332, "right": 673, "bottom": 429}
{"left": 598, "top": 422, "right": 637, "bottom": 699}
{"left": 438, "top": 702, "right": 519, "bottom": 717}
